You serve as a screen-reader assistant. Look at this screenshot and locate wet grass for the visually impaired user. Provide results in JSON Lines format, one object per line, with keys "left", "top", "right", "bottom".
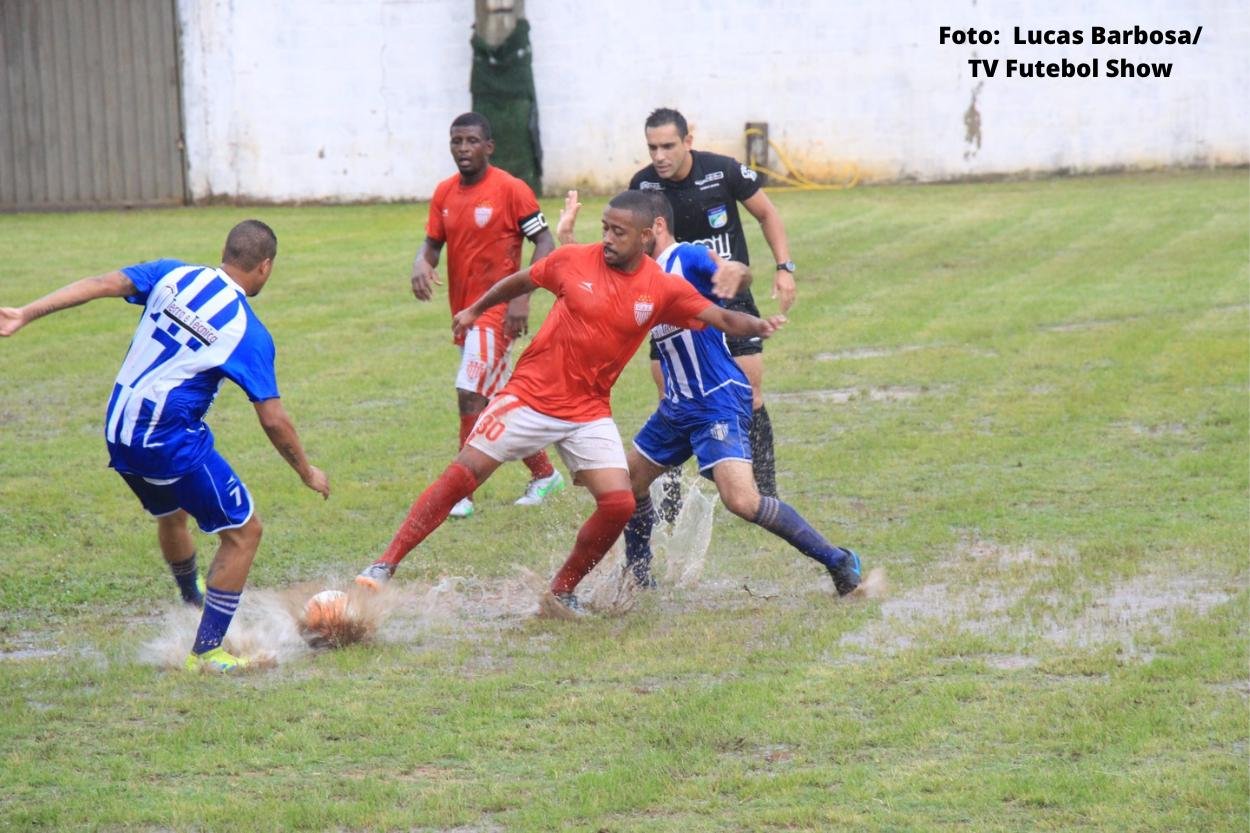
{"left": 0, "top": 170, "right": 1246, "bottom": 831}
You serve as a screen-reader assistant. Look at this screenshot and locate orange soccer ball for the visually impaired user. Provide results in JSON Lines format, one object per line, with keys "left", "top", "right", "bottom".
{"left": 303, "top": 589, "right": 348, "bottom": 630}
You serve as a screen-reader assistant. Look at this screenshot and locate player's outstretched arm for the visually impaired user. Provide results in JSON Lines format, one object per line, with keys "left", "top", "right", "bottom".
{"left": 742, "top": 190, "right": 796, "bottom": 314}
{"left": 696, "top": 305, "right": 787, "bottom": 340}
{"left": 411, "top": 238, "right": 444, "bottom": 302}
{"left": 453, "top": 268, "right": 537, "bottom": 341}
{"left": 0, "top": 271, "right": 136, "bottom": 337}
{"left": 506, "top": 228, "right": 556, "bottom": 339}
{"left": 253, "top": 398, "right": 330, "bottom": 499}
{"left": 708, "top": 255, "right": 752, "bottom": 300}
{"left": 556, "top": 189, "right": 582, "bottom": 246}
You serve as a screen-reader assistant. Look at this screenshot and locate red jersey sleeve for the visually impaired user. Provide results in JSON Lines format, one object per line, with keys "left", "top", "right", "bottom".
{"left": 529, "top": 244, "right": 577, "bottom": 292}
{"left": 509, "top": 178, "right": 546, "bottom": 240}
{"left": 425, "top": 181, "right": 448, "bottom": 243}
{"left": 657, "top": 274, "right": 713, "bottom": 330}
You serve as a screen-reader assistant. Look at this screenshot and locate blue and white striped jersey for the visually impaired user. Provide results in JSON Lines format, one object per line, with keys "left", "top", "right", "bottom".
{"left": 105, "top": 259, "right": 279, "bottom": 478}
{"left": 650, "top": 243, "right": 752, "bottom": 413}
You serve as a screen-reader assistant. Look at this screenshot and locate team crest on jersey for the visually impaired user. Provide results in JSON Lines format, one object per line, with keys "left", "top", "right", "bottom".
{"left": 633, "top": 295, "right": 655, "bottom": 326}
{"left": 706, "top": 204, "right": 728, "bottom": 229}
{"left": 710, "top": 422, "right": 730, "bottom": 442}
{"left": 474, "top": 202, "right": 493, "bottom": 228}
{"left": 465, "top": 359, "right": 486, "bottom": 381}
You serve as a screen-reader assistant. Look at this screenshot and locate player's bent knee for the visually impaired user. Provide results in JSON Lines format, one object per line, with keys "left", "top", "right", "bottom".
{"left": 596, "top": 490, "right": 636, "bottom": 525}
{"left": 721, "top": 491, "right": 760, "bottom": 520}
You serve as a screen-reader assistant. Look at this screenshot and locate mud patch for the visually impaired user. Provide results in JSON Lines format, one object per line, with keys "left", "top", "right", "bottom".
{"left": 1125, "top": 421, "right": 1189, "bottom": 437}
{"left": 769, "top": 386, "right": 929, "bottom": 405}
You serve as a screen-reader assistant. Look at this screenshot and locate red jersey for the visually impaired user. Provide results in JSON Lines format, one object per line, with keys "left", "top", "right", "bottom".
{"left": 426, "top": 165, "right": 546, "bottom": 343}
{"left": 503, "top": 243, "right": 713, "bottom": 422}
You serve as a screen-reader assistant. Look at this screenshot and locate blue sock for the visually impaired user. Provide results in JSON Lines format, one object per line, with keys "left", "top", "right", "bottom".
{"left": 168, "top": 553, "right": 202, "bottom": 603}
{"left": 624, "top": 495, "right": 656, "bottom": 583}
{"left": 752, "top": 496, "right": 849, "bottom": 570}
{"left": 192, "top": 587, "right": 241, "bottom": 655}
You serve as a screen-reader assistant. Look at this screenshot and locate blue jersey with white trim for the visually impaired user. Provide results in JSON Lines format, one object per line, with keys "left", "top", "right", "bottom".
{"left": 105, "top": 259, "right": 279, "bottom": 478}
{"left": 650, "top": 243, "right": 752, "bottom": 415}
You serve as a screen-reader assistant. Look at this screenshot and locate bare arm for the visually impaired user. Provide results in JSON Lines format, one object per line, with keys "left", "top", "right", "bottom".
{"left": 0, "top": 271, "right": 136, "bottom": 337}
{"left": 253, "top": 398, "right": 330, "bottom": 498}
{"left": 453, "top": 269, "right": 538, "bottom": 341}
{"left": 556, "top": 189, "right": 582, "bottom": 246}
{"left": 410, "top": 237, "right": 444, "bottom": 301}
{"left": 695, "top": 304, "right": 787, "bottom": 339}
{"left": 504, "top": 227, "right": 557, "bottom": 339}
{"left": 741, "top": 190, "right": 796, "bottom": 313}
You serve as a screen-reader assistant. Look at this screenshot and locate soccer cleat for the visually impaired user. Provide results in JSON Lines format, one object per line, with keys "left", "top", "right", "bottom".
{"left": 627, "top": 557, "right": 657, "bottom": 590}
{"left": 354, "top": 561, "right": 394, "bottom": 591}
{"left": 449, "top": 497, "right": 475, "bottom": 518}
{"left": 826, "top": 548, "right": 862, "bottom": 596}
{"left": 184, "top": 646, "right": 249, "bottom": 674}
{"left": 184, "top": 574, "right": 207, "bottom": 608}
{"left": 515, "top": 470, "right": 566, "bottom": 506}
{"left": 540, "top": 590, "right": 586, "bottom": 620}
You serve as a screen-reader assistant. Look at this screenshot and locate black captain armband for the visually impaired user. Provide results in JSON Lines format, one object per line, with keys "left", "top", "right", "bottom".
{"left": 519, "top": 211, "right": 549, "bottom": 240}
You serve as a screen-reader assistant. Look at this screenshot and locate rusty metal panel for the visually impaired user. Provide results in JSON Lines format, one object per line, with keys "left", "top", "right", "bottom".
{"left": 0, "top": 0, "right": 185, "bottom": 210}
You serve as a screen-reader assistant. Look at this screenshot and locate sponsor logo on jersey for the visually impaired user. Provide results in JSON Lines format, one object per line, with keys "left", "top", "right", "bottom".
{"left": 687, "top": 232, "right": 733, "bottom": 258}
{"left": 694, "top": 171, "right": 724, "bottom": 186}
{"left": 651, "top": 322, "right": 680, "bottom": 340}
{"left": 740, "top": 164, "right": 758, "bottom": 181}
{"left": 710, "top": 421, "right": 730, "bottom": 441}
{"left": 638, "top": 180, "right": 663, "bottom": 191}
{"left": 633, "top": 294, "right": 655, "bottom": 326}
{"left": 157, "top": 289, "right": 219, "bottom": 345}
{"left": 706, "top": 204, "right": 728, "bottom": 229}
{"left": 474, "top": 202, "right": 493, "bottom": 228}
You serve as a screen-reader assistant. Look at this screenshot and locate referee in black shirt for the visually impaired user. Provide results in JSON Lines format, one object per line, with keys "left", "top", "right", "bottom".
{"left": 630, "top": 107, "right": 795, "bottom": 501}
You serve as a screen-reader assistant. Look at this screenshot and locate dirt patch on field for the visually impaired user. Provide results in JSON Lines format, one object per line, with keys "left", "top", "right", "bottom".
{"left": 838, "top": 537, "right": 1235, "bottom": 663}
{"left": 769, "top": 386, "right": 930, "bottom": 405}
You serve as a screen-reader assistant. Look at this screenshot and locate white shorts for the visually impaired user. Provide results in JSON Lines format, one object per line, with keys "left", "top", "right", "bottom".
{"left": 466, "top": 394, "right": 627, "bottom": 473}
{"left": 455, "top": 325, "right": 513, "bottom": 399}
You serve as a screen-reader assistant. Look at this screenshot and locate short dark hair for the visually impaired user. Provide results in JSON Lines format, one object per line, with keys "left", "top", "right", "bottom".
{"left": 450, "top": 112, "right": 492, "bottom": 140}
{"left": 645, "top": 107, "right": 688, "bottom": 138}
{"left": 222, "top": 220, "right": 277, "bottom": 270}
{"left": 647, "top": 192, "right": 674, "bottom": 230}
{"left": 607, "top": 191, "right": 663, "bottom": 228}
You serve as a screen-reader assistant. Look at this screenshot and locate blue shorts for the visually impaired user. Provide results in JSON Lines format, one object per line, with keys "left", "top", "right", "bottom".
{"left": 633, "top": 405, "right": 753, "bottom": 474}
{"left": 118, "top": 450, "right": 255, "bottom": 533}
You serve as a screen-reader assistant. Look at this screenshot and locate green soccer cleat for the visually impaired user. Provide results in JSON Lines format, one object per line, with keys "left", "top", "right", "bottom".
{"left": 515, "top": 470, "right": 566, "bottom": 506}
{"left": 184, "top": 646, "right": 249, "bottom": 674}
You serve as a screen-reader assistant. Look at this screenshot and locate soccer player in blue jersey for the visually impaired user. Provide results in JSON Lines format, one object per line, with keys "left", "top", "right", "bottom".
{"left": 0, "top": 220, "right": 330, "bottom": 672}
{"left": 557, "top": 193, "right": 863, "bottom": 595}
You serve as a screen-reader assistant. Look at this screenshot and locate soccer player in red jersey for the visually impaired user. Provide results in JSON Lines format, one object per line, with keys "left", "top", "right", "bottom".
{"left": 357, "top": 191, "right": 786, "bottom": 615}
{"left": 413, "top": 112, "right": 562, "bottom": 519}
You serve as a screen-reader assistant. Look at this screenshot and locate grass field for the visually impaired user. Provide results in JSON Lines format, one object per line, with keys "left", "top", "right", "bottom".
{"left": 0, "top": 170, "right": 1246, "bottom": 832}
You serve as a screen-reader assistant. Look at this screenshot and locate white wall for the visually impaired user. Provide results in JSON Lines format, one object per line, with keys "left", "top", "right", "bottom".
{"left": 178, "top": 0, "right": 1248, "bottom": 201}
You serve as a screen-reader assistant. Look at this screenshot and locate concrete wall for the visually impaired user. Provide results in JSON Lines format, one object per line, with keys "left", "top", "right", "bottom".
{"left": 177, "top": 0, "right": 1248, "bottom": 202}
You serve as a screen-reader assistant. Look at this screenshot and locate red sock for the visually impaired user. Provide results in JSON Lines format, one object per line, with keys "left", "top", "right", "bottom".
{"left": 550, "top": 490, "right": 635, "bottom": 594}
{"left": 523, "top": 449, "right": 555, "bottom": 479}
{"left": 458, "top": 413, "right": 479, "bottom": 499}
{"left": 379, "top": 463, "right": 477, "bottom": 568}
{"left": 459, "top": 413, "right": 478, "bottom": 449}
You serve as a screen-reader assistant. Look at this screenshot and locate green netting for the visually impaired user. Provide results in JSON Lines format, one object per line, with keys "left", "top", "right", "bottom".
{"left": 470, "top": 18, "right": 543, "bottom": 194}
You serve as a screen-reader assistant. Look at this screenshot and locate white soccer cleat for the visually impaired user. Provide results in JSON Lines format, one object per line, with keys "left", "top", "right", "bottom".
{"left": 449, "top": 497, "right": 475, "bottom": 518}
{"left": 515, "top": 470, "right": 566, "bottom": 506}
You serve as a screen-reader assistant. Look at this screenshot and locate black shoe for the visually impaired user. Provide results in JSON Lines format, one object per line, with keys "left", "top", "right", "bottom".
{"left": 826, "top": 549, "right": 862, "bottom": 596}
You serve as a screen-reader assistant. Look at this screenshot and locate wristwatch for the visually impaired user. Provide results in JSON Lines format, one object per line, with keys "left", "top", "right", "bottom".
{"left": 776, "top": 261, "right": 796, "bottom": 273}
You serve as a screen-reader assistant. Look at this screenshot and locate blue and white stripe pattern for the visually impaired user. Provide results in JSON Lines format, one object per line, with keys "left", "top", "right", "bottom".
{"left": 650, "top": 243, "right": 753, "bottom": 410}
{"left": 193, "top": 586, "right": 243, "bottom": 654}
{"left": 106, "top": 259, "right": 278, "bottom": 479}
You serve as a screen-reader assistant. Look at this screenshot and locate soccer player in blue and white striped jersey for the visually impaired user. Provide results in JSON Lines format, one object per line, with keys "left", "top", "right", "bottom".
{"left": 0, "top": 220, "right": 329, "bottom": 672}
{"left": 556, "top": 192, "right": 863, "bottom": 596}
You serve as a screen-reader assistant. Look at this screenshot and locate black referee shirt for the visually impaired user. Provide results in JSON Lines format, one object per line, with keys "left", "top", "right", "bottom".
{"left": 629, "top": 149, "right": 762, "bottom": 265}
